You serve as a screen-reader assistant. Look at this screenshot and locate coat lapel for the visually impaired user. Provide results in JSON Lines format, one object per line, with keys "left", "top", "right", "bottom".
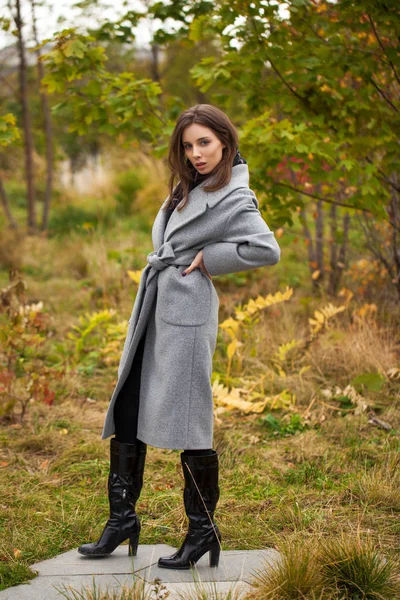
{"left": 152, "top": 164, "right": 250, "bottom": 249}
{"left": 151, "top": 197, "right": 170, "bottom": 250}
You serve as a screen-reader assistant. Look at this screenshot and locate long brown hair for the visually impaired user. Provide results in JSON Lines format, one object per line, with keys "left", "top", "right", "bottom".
{"left": 165, "top": 104, "right": 239, "bottom": 211}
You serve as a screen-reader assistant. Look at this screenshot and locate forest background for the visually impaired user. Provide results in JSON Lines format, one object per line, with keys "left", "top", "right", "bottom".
{"left": 0, "top": 1, "right": 399, "bottom": 598}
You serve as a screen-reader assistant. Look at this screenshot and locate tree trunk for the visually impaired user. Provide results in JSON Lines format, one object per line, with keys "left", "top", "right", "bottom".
{"left": 0, "top": 176, "right": 18, "bottom": 228}
{"left": 31, "top": 0, "right": 54, "bottom": 231}
{"left": 388, "top": 173, "right": 400, "bottom": 300}
{"left": 337, "top": 212, "right": 350, "bottom": 289}
{"left": 13, "top": 0, "right": 36, "bottom": 231}
{"left": 315, "top": 191, "right": 324, "bottom": 287}
{"left": 328, "top": 203, "right": 338, "bottom": 295}
{"left": 328, "top": 203, "right": 350, "bottom": 296}
{"left": 299, "top": 205, "right": 318, "bottom": 293}
{"left": 150, "top": 43, "right": 160, "bottom": 82}
{"left": 299, "top": 196, "right": 325, "bottom": 295}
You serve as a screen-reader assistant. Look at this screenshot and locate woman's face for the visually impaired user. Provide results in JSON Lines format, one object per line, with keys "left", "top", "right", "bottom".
{"left": 182, "top": 123, "right": 226, "bottom": 175}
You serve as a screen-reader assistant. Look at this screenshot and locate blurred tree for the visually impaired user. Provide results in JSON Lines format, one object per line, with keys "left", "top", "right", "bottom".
{"left": 30, "top": 0, "right": 54, "bottom": 230}
{"left": 170, "top": 0, "right": 400, "bottom": 298}
{"left": 0, "top": 114, "right": 20, "bottom": 228}
{"left": 10, "top": 0, "right": 36, "bottom": 230}
{"left": 2, "top": 0, "right": 399, "bottom": 300}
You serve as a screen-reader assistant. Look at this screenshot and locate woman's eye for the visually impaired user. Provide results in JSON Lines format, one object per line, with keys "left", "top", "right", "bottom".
{"left": 184, "top": 141, "right": 209, "bottom": 149}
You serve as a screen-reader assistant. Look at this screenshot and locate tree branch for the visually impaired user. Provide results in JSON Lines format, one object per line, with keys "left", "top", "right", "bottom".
{"left": 356, "top": 213, "right": 394, "bottom": 278}
{"left": 369, "top": 76, "right": 399, "bottom": 112}
{"left": 274, "top": 180, "right": 372, "bottom": 213}
{"left": 249, "top": 16, "right": 316, "bottom": 115}
{"left": 367, "top": 12, "right": 400, "bottom": 88}
{"left": 364, "top": 156, "right": 400, "bottom": 194}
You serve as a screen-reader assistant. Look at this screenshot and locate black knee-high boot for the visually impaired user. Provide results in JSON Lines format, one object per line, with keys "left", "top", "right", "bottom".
{"left": 158, "top": 450, "right": 221, "bottom": 569}
{"left": 78, "top": 438, "right": 146, "bottom": 557}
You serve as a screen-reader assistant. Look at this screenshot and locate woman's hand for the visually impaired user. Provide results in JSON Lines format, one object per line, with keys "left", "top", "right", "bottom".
{"left": 182, "top": 249, "right": 212, "bottom": 280}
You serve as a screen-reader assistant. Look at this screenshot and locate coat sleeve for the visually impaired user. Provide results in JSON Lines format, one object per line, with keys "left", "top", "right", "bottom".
{"left": 202, "top": 198, "right": 281, "bottom": 277}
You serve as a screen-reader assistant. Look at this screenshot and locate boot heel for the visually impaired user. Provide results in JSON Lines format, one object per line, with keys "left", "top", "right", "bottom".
{"left": 209, "top": 543, "right": 220, "bottom": 567}
{"left": 129, "top": 535, "right": 139, "bottom": 557}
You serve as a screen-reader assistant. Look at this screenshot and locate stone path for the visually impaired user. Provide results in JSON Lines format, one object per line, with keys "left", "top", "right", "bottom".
{"left": 0, "top": 545, "right": 281, "bottom": 599}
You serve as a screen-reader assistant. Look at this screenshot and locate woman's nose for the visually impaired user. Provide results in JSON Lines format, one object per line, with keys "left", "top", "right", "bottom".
{"left": 193, "top": 146, "right": 202, "bottom": 157}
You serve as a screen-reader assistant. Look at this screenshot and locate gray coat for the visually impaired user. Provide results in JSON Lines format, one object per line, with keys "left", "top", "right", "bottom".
{"left": 101, "top": 164, "right": 281, "bottom": 449}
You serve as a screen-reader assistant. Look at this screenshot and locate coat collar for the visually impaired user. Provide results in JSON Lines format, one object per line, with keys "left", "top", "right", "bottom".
{"left": 155, "top": 164, "right": 249, "bottom": 246}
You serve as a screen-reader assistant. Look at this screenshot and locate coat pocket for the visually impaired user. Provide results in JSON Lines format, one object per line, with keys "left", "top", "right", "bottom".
{"left": 157, "top": 266, "right": 211, "bottom": 326}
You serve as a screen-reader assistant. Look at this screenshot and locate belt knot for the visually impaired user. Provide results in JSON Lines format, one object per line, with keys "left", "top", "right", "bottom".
{"left": 146, "top": 242, "right": 176, "bottom": 272}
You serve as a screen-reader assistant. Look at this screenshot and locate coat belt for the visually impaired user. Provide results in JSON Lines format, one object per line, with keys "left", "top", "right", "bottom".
{"left": 145, "top": 242, "right": 198, "bottom": 288}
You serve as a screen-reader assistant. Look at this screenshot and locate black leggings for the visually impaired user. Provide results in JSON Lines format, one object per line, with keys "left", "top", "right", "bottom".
{"left": 113, "top": 330, "right": 146, "bottom": 444}
{"left": 113, "top": 328, "right": 213, "bottom": 455}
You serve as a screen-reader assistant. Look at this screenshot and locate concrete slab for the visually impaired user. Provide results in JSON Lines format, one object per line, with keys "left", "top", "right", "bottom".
{"left": 0, "top": 545, "right": 281, "bottom": 600}
{"left": 158, "top": 580, "right": 252, "bottom": 599}
{"left": 0, "top": 575, "right": 151, "bottom": 600}
{"left": 35, "top": 544, "right": 175, "bottom": 576}
{"left": 138, "top": 548, "right": 280, "bottom": 584}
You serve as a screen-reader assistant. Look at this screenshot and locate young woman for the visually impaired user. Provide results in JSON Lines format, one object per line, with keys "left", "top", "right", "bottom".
{"left": 78, "top": 104, "right": 281, "bottom": 569}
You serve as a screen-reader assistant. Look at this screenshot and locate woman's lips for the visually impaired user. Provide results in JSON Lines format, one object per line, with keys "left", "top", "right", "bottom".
{"left": 196, "top": 163, "right": 206, "bottom": 169}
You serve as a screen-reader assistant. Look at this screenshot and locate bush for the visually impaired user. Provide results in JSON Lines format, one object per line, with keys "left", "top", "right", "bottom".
{"left": 0, "top": 274, "right": 60, "bottom": 423}
{"left": 48, "top": 205, "right": 114, "bottom": 236}
{"left": 319, "top": 535, "right": 400, "bottom": 600}
{"left": 114, "top": 169, "right": 145, "bottom": 215}
{"left": 0, "top": 228, "right": 25, "bottom": 270}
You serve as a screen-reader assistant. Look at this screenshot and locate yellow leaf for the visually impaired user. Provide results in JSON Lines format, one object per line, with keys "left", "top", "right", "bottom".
{"left": 13, "top": 549, "right": 22, "bottom": 559}
{"left": 212, "top": 380, "right": 270, "bottom": 414}
{"left": 234, "top": 310, "right": 247, "bottom": 322}
{"left": 309, "top": 303, "right": 346, "bottom": 335}
{"left": 217, "top": 395, "right": 269, "bottom": 414}
{"left": 338, "top": 288, "right": 354, "bottom": 305}
{"left": 311, "top": 269, "right": 320, "bottom": 280}
{"left": 387, "top": 367, "right": 400, "bottom": 380}
{"left": 243, "top": 287, "right": 293, "bottom": 313}
{"left": 270, "top": 390, "right": 296, "bottom": 409}
{"left": 127, "top": 269, "right": 143, "bottom": 284}
{"left": 82, "top": 222, "right": 94, "bottom": 230}
{"left": 299, "top": 365, "right": 311, "bottom": 377}
{"left": 220, "top": 317, "right": 240, "bottom": 335}
{"left": 227, "top": 339, "right": 238, "bottom": 361}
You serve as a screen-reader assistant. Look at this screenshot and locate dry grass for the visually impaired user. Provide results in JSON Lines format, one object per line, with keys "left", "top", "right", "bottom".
{"left": 1, "top": 171, "right": 400, "bottom": 596}
{"left": 56, "top": 577, "right": 151, "bottom": 600}
{"left": 307, "top": 317, "right": 398, "bottom": 384}
{"left": 248, "top": 534, "right": 324, "bottom": 599}
{"left": 248, "top": 532, "right": 400, "bottom": 600}
{"left": 57, "top": 577, "right": 246, "bottom": 600}
{"left": 0, "top": 227, "right": 26, "bottom": 270}
{"left": 351, "top": 459, "right": 400, "bottom": 511}
{"left": 319, "top": 533, "right": 400, "bottom": 599}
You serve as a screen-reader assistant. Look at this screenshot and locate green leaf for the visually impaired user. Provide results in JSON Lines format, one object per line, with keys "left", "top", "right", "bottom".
{"left": 350, "top": 373, "right": 385, "bottom": 393}
{"left": 64, "top": 39, "right": 87, "bottom": 59}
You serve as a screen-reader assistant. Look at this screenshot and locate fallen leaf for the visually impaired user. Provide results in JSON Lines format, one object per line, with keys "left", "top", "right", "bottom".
{"left": 249, "top": 435, "right": 260, "bottom": 444}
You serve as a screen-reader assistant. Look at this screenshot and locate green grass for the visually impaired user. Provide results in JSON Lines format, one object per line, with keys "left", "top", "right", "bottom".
{"left": 0, "top": 562, "right": 37, "bottom": 591}
{"left": 1, "top": 191, "right": 400, "bottom": 598}
{"left": 1, "top": 403, "right": 399, "bottom": 593}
